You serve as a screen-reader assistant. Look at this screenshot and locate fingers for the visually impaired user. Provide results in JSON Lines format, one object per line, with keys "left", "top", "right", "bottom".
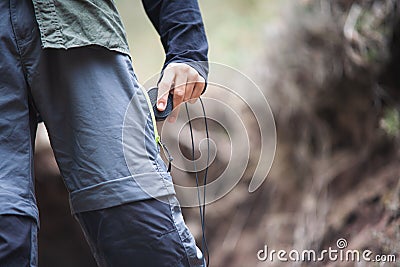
{"left": 158, "top": 63, "right": 206, "bottom": 123}
{"left": 189, "top": 75, "right": 205, "bottom": 104}
{"left": 171, "top": 68, "right": 187, "bottom": 114}
{"left": 157, "top": 68, "right": 175, "bottom": 111}
{"left": 184, "top": 68, "right": 198, "bottom": 102}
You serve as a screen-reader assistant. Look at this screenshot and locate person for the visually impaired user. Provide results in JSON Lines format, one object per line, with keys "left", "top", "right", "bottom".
{"left": 0, "top": 0, "right": 208, "bottom": 266}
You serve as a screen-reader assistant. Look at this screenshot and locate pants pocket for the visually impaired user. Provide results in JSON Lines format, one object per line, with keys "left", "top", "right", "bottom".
{"left": 75, "top": 198, "right": 192, "bottom": 267}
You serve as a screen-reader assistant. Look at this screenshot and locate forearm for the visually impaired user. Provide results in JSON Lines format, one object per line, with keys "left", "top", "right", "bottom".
{"left": 142, "top": 0, "right": 209, "bottom": 80}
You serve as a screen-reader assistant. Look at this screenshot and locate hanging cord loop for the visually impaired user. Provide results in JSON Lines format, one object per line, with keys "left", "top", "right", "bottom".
{"left": 185, "top": 98, "right": 210, "bottom": 267}
{"left": 146, "top": 85, "right": 210, "bottom": 266}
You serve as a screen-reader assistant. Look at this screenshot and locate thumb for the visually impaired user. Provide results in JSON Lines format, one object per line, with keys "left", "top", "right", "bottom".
{"left": 157, "top": 69, "right": 175, "bottom": 111}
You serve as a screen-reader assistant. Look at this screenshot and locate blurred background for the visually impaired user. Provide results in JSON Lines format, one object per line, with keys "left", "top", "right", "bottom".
{"left": 35, "top": 0, "right": 400, "bottom": 266}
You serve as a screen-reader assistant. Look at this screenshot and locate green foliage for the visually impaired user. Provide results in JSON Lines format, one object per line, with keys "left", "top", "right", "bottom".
{"left": 381, "top": 108, "right": 400, "bottom": 137}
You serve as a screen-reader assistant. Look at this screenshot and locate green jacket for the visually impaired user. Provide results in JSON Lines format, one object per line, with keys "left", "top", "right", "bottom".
{"left": 31, "top": 0, "right": 209, "bottom": 78}
{"left": 32, "top": 0, "right": 129, "bottom": 55}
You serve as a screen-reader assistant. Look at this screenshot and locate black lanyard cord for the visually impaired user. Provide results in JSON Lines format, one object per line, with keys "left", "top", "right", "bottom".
{"left": 185, "top": 97, "right": 210, "bottom": 267}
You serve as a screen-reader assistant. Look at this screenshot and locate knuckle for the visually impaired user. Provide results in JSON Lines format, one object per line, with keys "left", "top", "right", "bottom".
{"left": 189, "top": 68, "right": 198, "bottom": 77}
{"left": 197, "top": 75, "right": 205, "bottom": 83}
{"left": 181, "top": 64, "right": 190, "bottom": 73}
{"left": 174, "top": 90, "right": 185, "bottom": 97}
{"left": 158, "top": 81, "right": 170, "bottom": 90}
{"left": 189, "top": 72, "right": 198, "bottom": 81}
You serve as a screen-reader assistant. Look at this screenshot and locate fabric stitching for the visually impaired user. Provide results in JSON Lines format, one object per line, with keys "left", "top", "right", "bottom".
{"left": 166, "top": 195, "right": 197, "bottom": 266}
{"left": 9, "top": 0, "right": 40, "bottom": 225}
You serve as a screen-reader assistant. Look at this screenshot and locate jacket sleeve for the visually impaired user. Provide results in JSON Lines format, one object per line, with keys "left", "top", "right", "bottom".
{"left": 141, "top": 0, "right": 209, "bottom": 81}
